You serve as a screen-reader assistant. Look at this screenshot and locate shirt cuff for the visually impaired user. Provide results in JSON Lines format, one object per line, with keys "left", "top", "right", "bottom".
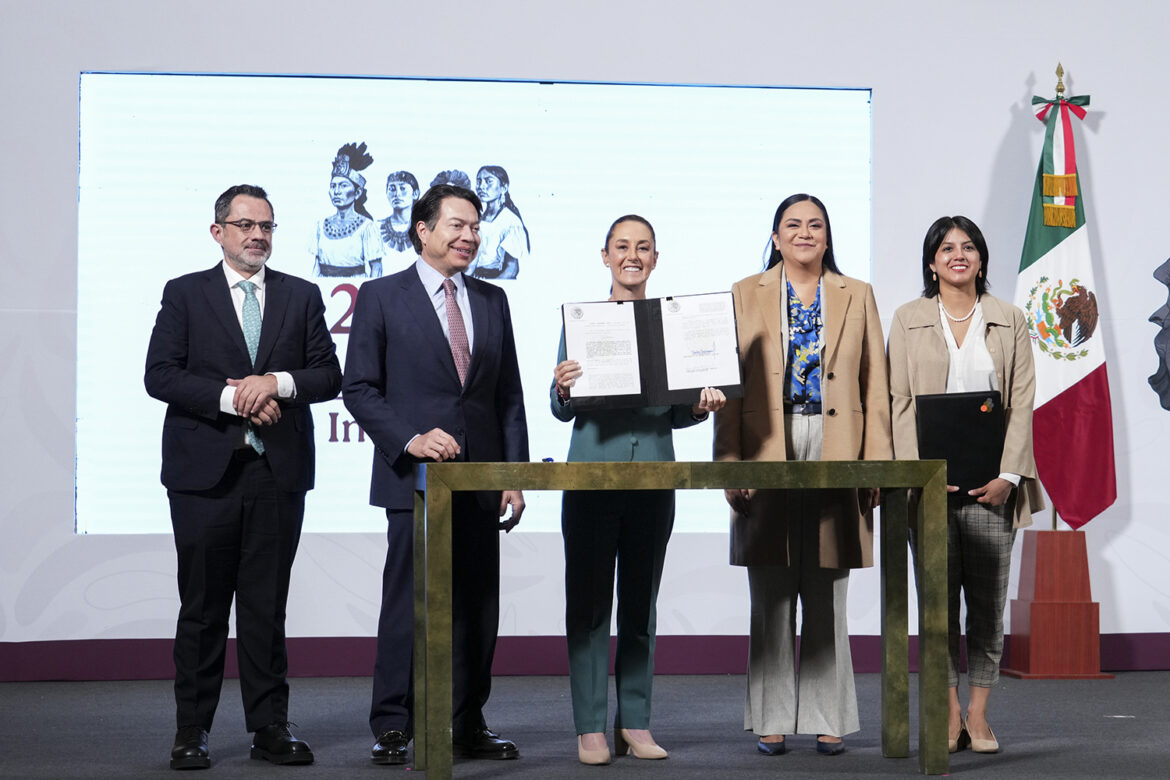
{"left": 219, "top": 384, "right": 239, "bottom": 416}
{"left": 405, "top": 433, "right": 419, "bottom": 454}
{"left": 268, "top": 371, "right": 297, "bottom": 399}
{"left": 998, "top": 472, "right": 1021, "bottom": 487}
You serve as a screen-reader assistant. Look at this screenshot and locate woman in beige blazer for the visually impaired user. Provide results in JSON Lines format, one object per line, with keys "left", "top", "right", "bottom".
{"left": 715, "top": 194, "right": 892, "bottom": 755}
{"left": 887, "top": 215, "right": 1043, "bottom": 755}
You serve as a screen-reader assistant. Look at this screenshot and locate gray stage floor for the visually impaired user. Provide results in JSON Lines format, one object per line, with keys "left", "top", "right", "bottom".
{"left": 1, "top": 673, "right": 1166, "bottom": 778}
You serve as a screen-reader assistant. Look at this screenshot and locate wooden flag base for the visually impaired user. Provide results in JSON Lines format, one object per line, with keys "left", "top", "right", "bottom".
{"left": 1001, "top": 529, "right": 1112, "bottom": 679}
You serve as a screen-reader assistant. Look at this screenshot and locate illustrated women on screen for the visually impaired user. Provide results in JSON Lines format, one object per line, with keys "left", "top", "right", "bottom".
{"left": 469, "top": 165, "right": 529, "bottom": 280}
{"left": 378, "top": 170, "right": 420, "bottom": 269}
{"left": 311, "top": 142, "right": 384, "bottom": 278}
{"left": 429, "top": 169, "right": 473, "bottom": 190}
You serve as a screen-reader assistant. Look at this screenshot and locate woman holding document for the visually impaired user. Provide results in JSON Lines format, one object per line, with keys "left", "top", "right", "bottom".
{"left": 887, "top": 215, "right": 1043, "bottom": 754}
{"left": 715, "top": 193, "right": 891, "bottom": 755}
{"left": 551, "top": 215, "right": 725, "bottom": 765}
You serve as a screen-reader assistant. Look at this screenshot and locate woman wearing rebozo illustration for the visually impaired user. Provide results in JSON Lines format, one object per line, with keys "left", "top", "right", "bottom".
{"left": 470, "top": 165, "right": 529, "bottom": 280}
{"left": 887, "top": 214, "right": 1043, "bottom": 755}
{"left": 311, "top": 141, "right": 384, "bottom": 278}
{"left": 378, "top": 170, "right": 420, "bottom": 270}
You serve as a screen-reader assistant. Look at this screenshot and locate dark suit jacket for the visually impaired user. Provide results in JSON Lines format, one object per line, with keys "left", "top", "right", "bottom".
{"left": 144, "top": 263, "right": 342, "bottom": 493}
{"left": 342, "top": 265, "right": 529, "bottom": 510}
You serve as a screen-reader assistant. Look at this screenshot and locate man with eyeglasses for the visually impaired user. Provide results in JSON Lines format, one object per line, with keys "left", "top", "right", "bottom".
{"left": 145, "top": 184, "right": 342, "bottom": 770}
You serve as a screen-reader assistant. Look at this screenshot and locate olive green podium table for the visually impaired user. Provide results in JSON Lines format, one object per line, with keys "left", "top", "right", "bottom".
{"left": 410, "top": 460, "right": 949, "bottom": 777}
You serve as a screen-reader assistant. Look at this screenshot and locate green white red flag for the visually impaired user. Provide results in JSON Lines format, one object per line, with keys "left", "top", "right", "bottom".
{"left": 1015, "top": 92, "right": 1116, "bottom": 529}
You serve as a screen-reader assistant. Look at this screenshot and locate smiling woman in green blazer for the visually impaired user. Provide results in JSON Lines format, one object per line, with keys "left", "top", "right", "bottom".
{"left": 551, "top": 214, "right": 725, "bottom": 766}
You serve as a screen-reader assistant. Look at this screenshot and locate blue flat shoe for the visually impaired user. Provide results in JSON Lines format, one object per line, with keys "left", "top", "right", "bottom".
{"left": 757, "top": 738, "right": 786, "bottom": 756}
{"left": 816, "top": 737, "right": 845, "bottom": 755}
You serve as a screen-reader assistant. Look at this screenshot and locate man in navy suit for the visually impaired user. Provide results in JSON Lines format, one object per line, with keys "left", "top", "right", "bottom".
{"left": 145, "top": 184, "right": 341, "bottom": 770}
{"left": 343, "top": 184, "right": 529, "bottom": 764}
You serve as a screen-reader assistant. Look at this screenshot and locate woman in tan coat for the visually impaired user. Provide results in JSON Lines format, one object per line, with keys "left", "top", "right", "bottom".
{"left": 887, "top": 215, "right": 1042, "bottom": 755}
{"left": 715, "top": 194, "right": 891, "bottom": 755}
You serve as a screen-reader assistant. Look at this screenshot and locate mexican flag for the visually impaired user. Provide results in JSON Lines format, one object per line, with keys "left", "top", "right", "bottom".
{"left": 1014, "top": 92, "right": 1116, "bottom": 529}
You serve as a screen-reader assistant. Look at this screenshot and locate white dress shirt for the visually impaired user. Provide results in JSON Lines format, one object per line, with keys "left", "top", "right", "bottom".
{"left": 414, "top": 257, "right": 475, "bottom": 352}
{"left": 217, "top": 261, "right": 296, "bottom": 417}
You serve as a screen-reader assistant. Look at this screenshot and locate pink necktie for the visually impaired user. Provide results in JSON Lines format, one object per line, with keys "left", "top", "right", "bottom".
{"left": 442, "top": 279, "right": 471, "bottom": 385}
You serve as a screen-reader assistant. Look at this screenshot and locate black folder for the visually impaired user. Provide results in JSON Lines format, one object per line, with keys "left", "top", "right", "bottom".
{"left": 914, "top": 391, "right": 1005, "bottom": 492}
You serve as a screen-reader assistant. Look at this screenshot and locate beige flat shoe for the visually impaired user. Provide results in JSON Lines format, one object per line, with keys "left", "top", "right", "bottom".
{"left": 577, "top": 735, "right": 611, "bottom": 765}
{"left": 615, "top": 728, "right": 668, "bottom": 760}
{"left": 969, "top": 726, "right": 999, "bottom": 754}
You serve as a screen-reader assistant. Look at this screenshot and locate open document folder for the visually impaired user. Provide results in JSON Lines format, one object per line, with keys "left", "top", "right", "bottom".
{"left": 562, "top": 292, "right": 743, "bottom": 410}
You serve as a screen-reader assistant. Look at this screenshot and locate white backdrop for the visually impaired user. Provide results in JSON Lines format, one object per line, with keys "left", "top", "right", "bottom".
{"left": 75, "top": 73, "right": 872, "bottom": 534}
{"left": 2, "top": 0, "right": 1169, "bottom": 646}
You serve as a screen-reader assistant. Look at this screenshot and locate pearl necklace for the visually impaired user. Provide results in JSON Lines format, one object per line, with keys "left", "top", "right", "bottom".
{"left": 939, "top": 299, "right": 977, "bottom": 323}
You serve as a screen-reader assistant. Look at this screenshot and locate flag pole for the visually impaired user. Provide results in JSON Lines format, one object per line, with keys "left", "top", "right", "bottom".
{"left": 1003, "top": 63, "right": 1112, "bottom": 677}
{"left": 1051, "top": 60, "right": 1063, "bottom": 534}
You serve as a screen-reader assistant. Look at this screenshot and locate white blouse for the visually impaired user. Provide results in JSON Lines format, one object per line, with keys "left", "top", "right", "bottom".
{"left": 939, "top": 299, "right": 1019, "bottom": 486}
{"left": 940, "top": 301, "right": 998, "bottom": 393}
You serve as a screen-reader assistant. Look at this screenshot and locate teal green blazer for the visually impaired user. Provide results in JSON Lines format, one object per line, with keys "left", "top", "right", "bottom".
{"left": 550, "top": 334, "right": 705, "bottom": 462}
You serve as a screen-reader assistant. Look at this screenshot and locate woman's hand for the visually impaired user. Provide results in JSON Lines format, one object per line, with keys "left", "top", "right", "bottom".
{"left": 692, "top": 386, "right": 727, "bottom": 416}
{"left": 553, "top": 359, "right": 582, "bottom": 399}
{"left": 970, "top": 477, "right": 1014, "bottom": 507}
{"left": 724, "top": 488, "right": 754, "bottom": 515}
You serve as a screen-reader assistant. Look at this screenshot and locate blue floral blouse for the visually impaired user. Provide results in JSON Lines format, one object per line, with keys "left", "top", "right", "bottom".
{"left": 784, "top": 280, "right": 823, "bottom": 403}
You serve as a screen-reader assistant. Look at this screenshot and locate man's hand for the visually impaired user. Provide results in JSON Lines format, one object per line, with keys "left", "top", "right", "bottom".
{"left": 406, "top": 428, "right": 461, "bottom": 462}
{"left": 227, "top": 375, "right": 279, "bottom": 418}
{"left": 250, "top": 397, "right": 282, "bottom": 426}
{"left": 499, "top": 490, "right": 525, "bottom": 532}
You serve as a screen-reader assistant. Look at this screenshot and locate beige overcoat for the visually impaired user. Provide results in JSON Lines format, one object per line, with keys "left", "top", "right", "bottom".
{"left": 886, "top": 294, "right": 1043, "bottom": 528}
{"left": 714, "top": 266, "right": 893, "bottom": 569}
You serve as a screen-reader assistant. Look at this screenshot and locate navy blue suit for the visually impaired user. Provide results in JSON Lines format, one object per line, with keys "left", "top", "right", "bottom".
{"left": 342, "top": 264, "right": 528, "bottom": 738}
{"left": 145, "top": 263, "right": 341, "bottom": 732}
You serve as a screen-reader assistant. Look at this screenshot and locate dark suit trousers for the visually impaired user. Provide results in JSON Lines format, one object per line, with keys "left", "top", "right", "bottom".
{"left": 370, "top": 493, "right": 501, "bottom": 738}
{"left": 168, "top": 451, "right": 305, "bottom": 733}
{"left": 561, "top": 489, "right": 675, "bottom": 733}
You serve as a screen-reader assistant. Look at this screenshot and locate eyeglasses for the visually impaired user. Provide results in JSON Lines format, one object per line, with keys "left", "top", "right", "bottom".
{"left": 219, "top": 219, "right": 277, "bottom": 234}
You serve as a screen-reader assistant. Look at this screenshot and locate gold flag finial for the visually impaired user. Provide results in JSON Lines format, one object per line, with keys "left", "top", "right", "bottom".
{"left": 1055, "top": 63, "right": 1066, "bottom": 97}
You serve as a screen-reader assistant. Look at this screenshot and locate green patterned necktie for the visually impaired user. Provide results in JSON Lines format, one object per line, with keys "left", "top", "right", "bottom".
{"left": 237, "top": 280, "right": 265, "bottom": 454}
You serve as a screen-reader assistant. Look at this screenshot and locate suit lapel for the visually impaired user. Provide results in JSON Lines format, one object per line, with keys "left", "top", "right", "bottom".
{"left": 200, "top": 264, "right": 251, "bottom": 364}
{"left": 821, "top": 271, "right": 851, "bottom": 366}
{"left": 254, "top": 269, "right": 289, "bottom": 371}
{"left": 402, "top": 270, "right": 463, "bottom": 387}
{"left": 754, "top": 267, "right": 785, "bottom": 365}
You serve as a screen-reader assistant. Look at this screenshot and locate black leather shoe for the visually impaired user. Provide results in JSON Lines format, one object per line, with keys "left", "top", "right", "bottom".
{"left": 816, "top": 736, "right": 845, "bottom": 755}
{"left": 757, "top": 737, "right": 787, "bottom": 756}
{"left": 453, "top": 727, "right": 519, "bottom": 760}
{"left": 371, "top": 730, "right": 410, "bottom": 765}
{"left": 171, "top": 726, "right": 210, "bottom": 770}
{"left": 250, "top": 723, "right": 314, "bottom": 765}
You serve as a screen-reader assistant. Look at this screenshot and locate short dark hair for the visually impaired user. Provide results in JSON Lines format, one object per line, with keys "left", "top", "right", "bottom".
{"left": 386, "top": 170, "right": 419, "bottom": 193}
{"left": 409, "top": 185, "right": 482, "bottom": 254}
{"left": 765, "top": 193, "right": 840, "bottom": 274}
{"left": 603, "top": 214, "right": 656, "bottom": 249}
{"left": 921, "top": 215, "right": 989, "bottom": 298}
{"left": 214, "top": 184, "right": 272, "bottom": 223}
